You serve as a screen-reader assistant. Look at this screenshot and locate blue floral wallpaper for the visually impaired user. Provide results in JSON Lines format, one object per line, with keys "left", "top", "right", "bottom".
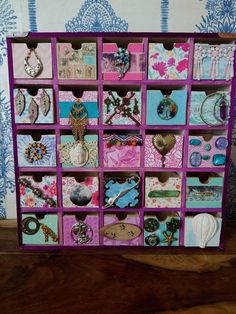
{"left": 0, "top": 0, "right": 236, "bottom": 218}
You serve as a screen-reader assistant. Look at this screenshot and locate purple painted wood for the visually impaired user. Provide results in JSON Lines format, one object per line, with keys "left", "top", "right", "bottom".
{"left": 7, "top": 32, "right": 236, "bottom": 250}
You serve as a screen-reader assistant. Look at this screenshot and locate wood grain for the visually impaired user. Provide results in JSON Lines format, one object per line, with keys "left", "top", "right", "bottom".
{"left": 0, "top": 220, "right": 236, "bottom": 314}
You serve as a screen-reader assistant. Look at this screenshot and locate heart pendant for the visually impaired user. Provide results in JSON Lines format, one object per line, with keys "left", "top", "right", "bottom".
{"left": 152, "top": 134, "right": 176, "bottom": 167}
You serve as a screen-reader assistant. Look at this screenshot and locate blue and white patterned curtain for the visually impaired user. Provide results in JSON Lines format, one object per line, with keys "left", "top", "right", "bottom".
{"left": 1, "top": 0, "right": 236, "bottom": 218}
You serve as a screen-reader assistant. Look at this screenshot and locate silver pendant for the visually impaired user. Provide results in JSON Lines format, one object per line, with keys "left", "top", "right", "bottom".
{"left": 40, "top": 89, "right": 51, "bottom": 116}
{"left": 24, "top": 48, "right": 43, "bottom": 78}
{"left": 28, "top": 98, "right": 39, "bottom": 124}
{"left": 69, "top": 142, "right": 89, "bottom": 167}
{"left": 71, "top": 221, "right": 93, "bottom": 244}
{"left": 15, "top": 89, "right": 25, "bottom": 116}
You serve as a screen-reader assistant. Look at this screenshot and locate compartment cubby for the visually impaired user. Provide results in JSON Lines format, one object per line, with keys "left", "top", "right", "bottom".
{"left": 56, "top": 37, "right": 97, "bottom": 80}
{"left": 146, "top": 85, "right": 187, "bottom": 126}
{"left": 148, "top": 38, "right": 190, "bottom": 80}
{"left": 63, "top": 212, "right": 99, "bottom": 246}
{"left": 102, "top": 37, "right": 145, "bottom": 81}
{"left": 7, "top": 33, "right": 235, "bottom": 249}
{"left": 184, "top": 212, "right": 222, "bottom": 247}
{"left": 144, "top": 211, "right": 181, "bottom": 247}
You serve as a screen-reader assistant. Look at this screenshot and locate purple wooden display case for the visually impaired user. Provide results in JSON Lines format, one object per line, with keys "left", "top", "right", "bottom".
{"left": 6, "top": 32, "right": 236, "bottom": 250}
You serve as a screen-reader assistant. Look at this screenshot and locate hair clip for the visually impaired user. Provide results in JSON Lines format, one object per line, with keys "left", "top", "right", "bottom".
{"left": 71, "top": 221, "right": 93, "bottom": 244}
{"left": 24, "top": 48, "right": 43, "bottom": 78}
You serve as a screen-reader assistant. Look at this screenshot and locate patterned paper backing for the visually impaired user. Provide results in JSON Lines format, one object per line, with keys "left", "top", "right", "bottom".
{"left": 63, "top": 214, "right": 99, "bottom": 246}
{"left": 12, "top": 43, "right": 52, "bottom": 79}
{"left": 145, "top": 176, "right": 182, "bottom": 208}
{"left": 144, "top": 215, "right": 180, "bottom": 247}
{"left": 148, "top": 43, "right": 190, "bottom": 80}
{"left": 17, "top": 134, "right": 57, "bottom": 167}
{"left": 103, "top": 91, "right": 141, "bottom": 125}
{"left": 144, "top": 135, "right": 183, "bottom": 168}
{"left": 20, "top": 175, "right": 57, "bottom": 208}
{"left": 14, "top": 88, "right": 54, "bottom": 124}
{"left": 102, "top": 43, "right": 145, "bottom": 80}
{"left": 22, "top": 214, "right": 58, "bottom": 245}
{"left": 103, "top": 213, "right": 142, "bottom": 246}
{"left": 62, "top": 176, "right": 99, "bottom": 208}
{"left": 57, "top": 43, "right": 97, "bottom": 80}
{"left": 188, "top": 135, "right": 227, "bottom": 168}
{"left": 59, "top": 90, "right": 98, "bottom": 125}
{"left": 103, "top": 138, "right": 141, "bottom": 168}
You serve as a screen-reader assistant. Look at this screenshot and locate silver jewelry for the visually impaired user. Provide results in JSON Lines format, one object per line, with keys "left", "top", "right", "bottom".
{"left": 200, "top": 92, "right": 230, "bottom": 127}
{"left": 40, "top": 89, "right": 51, "bottom": 116}
{"left": 24, "top": 48, "right": 43, "bottom": 78}
{"left": 15, "top": 89, "right": 25, "bottom": 116}
{"left": 71, "top": 221, "right": 93, "bottom": 244}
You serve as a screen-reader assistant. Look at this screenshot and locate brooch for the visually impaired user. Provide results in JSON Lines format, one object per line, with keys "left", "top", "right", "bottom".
{"left": 114, "top": 47, "right": 130, "bottom": 79}
{"left": 24, "top": 142, "right": 47, "bottom": 163}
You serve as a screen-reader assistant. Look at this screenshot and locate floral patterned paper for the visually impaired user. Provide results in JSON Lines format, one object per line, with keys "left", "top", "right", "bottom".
{"left": 19, "top": 176, "right": 57, "bottom": 208}
{"left": 62, "top": 176, "right": 99, "bottom": 208}
{"left": 148, "top": 43, "right": 190, "bottom": 80}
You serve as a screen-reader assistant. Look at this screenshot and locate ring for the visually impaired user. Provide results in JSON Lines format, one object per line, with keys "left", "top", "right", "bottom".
{"left": 21, "top": 217, "right": 40, "bottom": 235}
{"left": 71, "top": 220, "right": 93, "bottom": 244}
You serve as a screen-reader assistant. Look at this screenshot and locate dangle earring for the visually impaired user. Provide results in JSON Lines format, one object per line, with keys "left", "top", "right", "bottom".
{"left": 24, "top": 48, "right": 43, "bottom": 78}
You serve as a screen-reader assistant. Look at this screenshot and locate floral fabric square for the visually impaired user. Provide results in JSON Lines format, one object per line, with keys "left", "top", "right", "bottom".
{"left": 148, "top": 43, "right": 190, "bottom": 80}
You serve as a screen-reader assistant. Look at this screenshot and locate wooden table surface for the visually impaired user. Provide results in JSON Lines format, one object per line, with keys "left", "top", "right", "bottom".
{"left": 0, "top": 219, "right": 236, "bottom": 314}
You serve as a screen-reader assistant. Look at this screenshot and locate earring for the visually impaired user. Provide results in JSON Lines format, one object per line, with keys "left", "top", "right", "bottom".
{"left": 114, "top": 47, "right": 130, "bottom": 79}
{"left": 71, "top": 221, "right": 93, "bottom": 244}
{"left": 28, "top": 98, "right": 39, "bottom": 124}
{"left": 40, "top": 89, "right": 51, "bottom": 116}
{"left": 15, "top": 89, "right": 25, "bottom": 116}
{"left": 24, "top": 48, "right": 43, "bottom": 78}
